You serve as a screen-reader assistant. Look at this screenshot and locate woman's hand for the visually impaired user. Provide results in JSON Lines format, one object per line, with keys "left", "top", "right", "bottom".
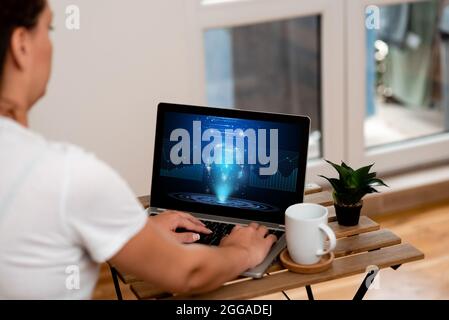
{"left": 219, "top": 223, "right": 277, "bottom": 269}
{"left": 150, "top": 211, "right": 212, "bottom": 244}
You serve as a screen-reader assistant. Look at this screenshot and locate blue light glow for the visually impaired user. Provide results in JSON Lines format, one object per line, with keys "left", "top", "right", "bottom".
{"left": 216, "top": 184, "right": 232, "bottom": 203}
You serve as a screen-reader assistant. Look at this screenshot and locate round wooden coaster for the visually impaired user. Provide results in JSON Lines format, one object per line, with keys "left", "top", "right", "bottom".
{"left": 280, "top": 249, "right": 334, "bottom": 274}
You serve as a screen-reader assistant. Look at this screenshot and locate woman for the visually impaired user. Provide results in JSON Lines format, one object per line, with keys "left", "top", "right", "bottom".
{"left": 0, "top": 0, "right": 276, "bottom": 299}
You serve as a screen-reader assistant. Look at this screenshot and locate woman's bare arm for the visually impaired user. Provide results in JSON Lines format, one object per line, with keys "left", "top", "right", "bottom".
{"left": 109, "top": 219, "right": 276, "bottom": 294}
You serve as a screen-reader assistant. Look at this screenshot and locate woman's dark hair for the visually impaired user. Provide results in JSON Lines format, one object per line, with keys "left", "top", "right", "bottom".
{"left": 0, "top": 0, "right": 46, "bottom": 82}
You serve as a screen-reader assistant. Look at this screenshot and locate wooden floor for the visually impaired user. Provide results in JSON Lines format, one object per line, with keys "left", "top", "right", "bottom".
{"left": 93, "top": 200, "right": 449, "bottom": 300}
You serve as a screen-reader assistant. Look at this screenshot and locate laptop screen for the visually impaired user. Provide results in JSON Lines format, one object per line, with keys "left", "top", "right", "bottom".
{"left": 150, "top": 103, "right": 310, "bottom": 225}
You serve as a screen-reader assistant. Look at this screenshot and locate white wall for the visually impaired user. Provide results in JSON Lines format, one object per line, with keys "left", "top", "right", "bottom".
{"left": 30, "top": 0, "right": 202, "bottom": 195}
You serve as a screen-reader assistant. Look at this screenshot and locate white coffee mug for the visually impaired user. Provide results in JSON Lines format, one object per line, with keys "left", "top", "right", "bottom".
{"left": 285, "top": 203, "right": 337, "bottom": 265}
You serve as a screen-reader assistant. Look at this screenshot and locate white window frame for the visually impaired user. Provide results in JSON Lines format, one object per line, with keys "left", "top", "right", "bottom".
{"left": 185, "top": 0, "right": 346, "bottom": 182}
{"left": 346, "top": 0, "right": 449, "bottom": 174}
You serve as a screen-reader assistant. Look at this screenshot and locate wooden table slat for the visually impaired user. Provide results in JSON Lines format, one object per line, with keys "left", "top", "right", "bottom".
{"left": 106, "top": 262, "right": 137, "bottom": 284}
{"left": 304, "top": 191, "right": 333, "bottom": 207}
{"left": 123, "top": 190, "right": 424, "bottom": 301}
{"left": 131, "top": 282, "right": 172, "bottom": 300}
{"left": 327, "top": 206, "right": 336, "bottom": 222}
{"left": 331, "top": 216, "right": 379, "bottom": 239}
{"left": 130, "top": 228, "right": 400, "bottom": 299}
{"left": 138, "top": 195, "right": 150, "bottom": 209}
{"left": 334, "top": 229, "right": 401, "bottom": 257}
{"left": 161, "top": 243, "right": 424, "bottom": 300}
{"left": 118, "top": 272, "right": 139, "bottom": 284}
{"left": 264, "top": 228, "right": 396, "bottom": 273}
{"left": 114, "top": 215, "right": 379, "bottom": 285}
{"left": 256, "top": 218, "right": 379, "bottom": 276}
{"left": 304, "top": 183, "right": 323, "bottom": 195}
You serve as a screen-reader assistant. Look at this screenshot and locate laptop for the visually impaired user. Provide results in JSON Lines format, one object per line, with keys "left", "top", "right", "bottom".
{"left": 149, "top": 103, "right": 310, "bottom": 278}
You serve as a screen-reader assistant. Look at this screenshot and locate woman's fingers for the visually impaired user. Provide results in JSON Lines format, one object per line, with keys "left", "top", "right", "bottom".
{"left": 174, "top": 232, "right": 201, "bottom": 244}
{"left": 231, "top": 224, "right": 244, "bottom": 232}
{"left": 249, "top": 222, "right": 260, "bottom": 229}
{"left": 176, "top": 216, "right": 212, "bottom": 234}
{"left": 175, "top": 211, "right": 206, "bottom": 227}
{"left": 265, "top": 234, "right": 277, "bottom": 245}
{"left": 257, "top": 225, "right": 269, "bottom": 237}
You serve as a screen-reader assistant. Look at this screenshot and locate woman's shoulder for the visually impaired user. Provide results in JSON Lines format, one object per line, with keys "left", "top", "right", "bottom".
{"left": 1, "top": 118, "right": 125, "bottom": 190}
{"left": 51, "top": 142, "right": 128, "bottom": 190}
{"left": 49, "top": 142, "right": 117, "bottom": 178}
{"left": 0, "top": 117, "right": 94, "bottom": 164}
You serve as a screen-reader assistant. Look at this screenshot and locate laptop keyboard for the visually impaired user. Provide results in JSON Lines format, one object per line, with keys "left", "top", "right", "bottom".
{"left": 194, "top": 220, "right": 284, "bottom": 246}
{"left": 150, "top": 212, "right": 284, "bottom": 246}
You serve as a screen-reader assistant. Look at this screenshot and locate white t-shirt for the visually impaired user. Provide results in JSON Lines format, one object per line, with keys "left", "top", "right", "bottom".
{"left": 0, "top": 117, "right": 147, "bottom": 299}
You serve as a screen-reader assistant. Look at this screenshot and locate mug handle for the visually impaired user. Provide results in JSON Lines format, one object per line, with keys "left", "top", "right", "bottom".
{"left": 316, "top": 224, "right": 337, "bottom": 256}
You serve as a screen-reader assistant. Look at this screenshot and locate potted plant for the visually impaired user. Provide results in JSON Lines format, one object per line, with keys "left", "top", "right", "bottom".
{"left": 319, "top": 160, "right": 388, "bottom": 226}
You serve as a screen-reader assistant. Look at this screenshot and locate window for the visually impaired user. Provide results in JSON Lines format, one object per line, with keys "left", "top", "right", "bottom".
{"left": 180, "top": 0, "right": 449, "bottom": 178}
{"left": 347, "top": 0, "right": 449, "bottom": 173}
{"left": 204, "top": 16, "right": 322, "bottom": 159}
{"left": 365, "top": 0, "right": 449, "bottom": 149}
{"left": 191, "top": 0, "right": 345, "bottom": 182}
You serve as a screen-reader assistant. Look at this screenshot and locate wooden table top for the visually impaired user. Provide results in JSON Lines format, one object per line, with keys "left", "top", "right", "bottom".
{"left": 112, "top": 185, "right": 424, "bottom": 300}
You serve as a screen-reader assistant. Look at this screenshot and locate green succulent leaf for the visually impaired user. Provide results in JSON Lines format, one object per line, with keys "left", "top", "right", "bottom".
{"left": 355, "top": 164, "right": 374, "bottom": 177}
{"left": 369, "top": 178, "right": 389, "bottom": 188}
{"left": 324, "top": 160, "right": 352, "bottom": 183}
{"left": 341, "top": 162, "right": 354, "bottom": 172}
{"left": 366, "top": 172, "right": 377, "bottom": 180}
{"left": 318, "top": 175, "right": 344, "bottom": 193}
{"left": 319, "top": 160, "right": 389, "bottom": 206}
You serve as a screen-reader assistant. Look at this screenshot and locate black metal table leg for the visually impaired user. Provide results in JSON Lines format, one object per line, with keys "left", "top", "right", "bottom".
{"left": 110, "top": 266, "right": 123, "bottom": 300}
{"left": 306, "top": 285, "right": 315, "bottom": 300}
{"left": 353, "top": 267, "right": 379, "bottom": 300}
{"left": 281, "top": 291, "right": 291, "bottom": 300}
